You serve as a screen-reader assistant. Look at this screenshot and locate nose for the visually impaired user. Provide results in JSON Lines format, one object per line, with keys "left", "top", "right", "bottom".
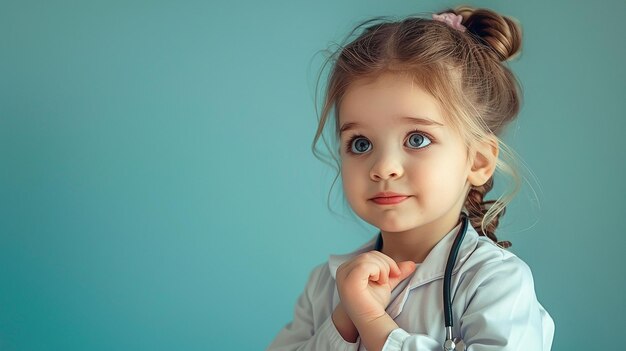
{"left": 369, "top": 148, "right": 405, "bottom": 181}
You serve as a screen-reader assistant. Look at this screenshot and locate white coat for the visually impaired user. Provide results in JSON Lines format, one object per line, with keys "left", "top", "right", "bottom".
{"left": 267, "top": 220, "right": 555, "bottom": 351}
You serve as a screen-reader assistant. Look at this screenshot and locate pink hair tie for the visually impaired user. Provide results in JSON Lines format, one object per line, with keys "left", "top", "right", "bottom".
{"left": 432, "top": 12, "right": 467, "bottom": 32}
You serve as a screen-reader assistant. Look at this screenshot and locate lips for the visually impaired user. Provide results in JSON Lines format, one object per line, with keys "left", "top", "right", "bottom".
{"left": 370, "top": 192, "right": 410, "bottom": 205}
{"left": 371, "top": 191, "right": 408, "bottom": 199}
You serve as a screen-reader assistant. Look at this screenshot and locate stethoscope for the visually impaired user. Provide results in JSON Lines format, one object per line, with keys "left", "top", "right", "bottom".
{"left": 374, "top": 212, "right": 469, "bottom": 351}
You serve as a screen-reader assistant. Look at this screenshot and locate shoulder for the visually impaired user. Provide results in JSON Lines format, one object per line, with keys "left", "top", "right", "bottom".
{"left": 466, "top": 235, "right": 533, "bottom": 271}
{"left": 308, "top": 262, "right": 332, "bottom": 286}
{"left": 456, "top": 237, "right": 555, "bottom": 350}
{"left": 456, "top": 236, "right": 547, "bottom": 325}
{"left": 461, "top": 236, "right": 537, "bottom": 291}
{"left": 301, "top": 261, "right": 335, "bottom": 299}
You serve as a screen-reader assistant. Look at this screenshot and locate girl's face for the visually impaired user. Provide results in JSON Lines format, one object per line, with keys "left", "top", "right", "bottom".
{"left": 338, "top": 72, "right": 472, "bottom": 234}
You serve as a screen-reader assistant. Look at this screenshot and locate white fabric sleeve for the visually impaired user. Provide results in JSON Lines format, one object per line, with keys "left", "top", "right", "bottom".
{"left": 381, "top": 257, "right": 553, "bottom": 351}
{"left": 382, "top": 328, "right": 439, "bottom": 350}
{"left": 267, "top": 265, "right": 361, "bottom": 351}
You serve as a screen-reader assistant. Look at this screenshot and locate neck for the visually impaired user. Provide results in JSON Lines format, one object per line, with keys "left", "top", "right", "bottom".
{"left": 379, "top": 210, "right": 463, "bottom": 263}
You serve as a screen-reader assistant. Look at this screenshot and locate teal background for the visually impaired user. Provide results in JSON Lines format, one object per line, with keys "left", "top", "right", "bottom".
{"left": 1, "top": 0, "right": 624, "bottom": 350}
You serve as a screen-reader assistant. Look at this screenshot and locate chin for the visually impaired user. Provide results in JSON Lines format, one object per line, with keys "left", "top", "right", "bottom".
{"left": 379, "top": 225, "right": 413, "bottom": 233}
{"left": 356, "top": 206, "right": 418, "bottom": 232}
{"left": 371, "top": 218, "right": 416, "bottom": 233}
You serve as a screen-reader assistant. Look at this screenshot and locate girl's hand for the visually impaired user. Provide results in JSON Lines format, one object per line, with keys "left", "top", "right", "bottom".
{"left": 335, "top": 251, "right": 417, "bottom": 324}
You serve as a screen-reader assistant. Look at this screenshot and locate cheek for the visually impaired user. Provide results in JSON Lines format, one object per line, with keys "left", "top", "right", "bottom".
{"left": 340, "top": 157, "right": 361, "bottom": 178}
{"left": 340, "top": 160, "right": 365, "bottom": 199}
{"left": 407, "top": 157, "right": 465, "bottom": 193}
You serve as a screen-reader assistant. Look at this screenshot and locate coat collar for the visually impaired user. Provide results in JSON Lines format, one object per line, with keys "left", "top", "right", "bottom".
{"left": 328, "top": 217, "right": 480, "bottom": 290}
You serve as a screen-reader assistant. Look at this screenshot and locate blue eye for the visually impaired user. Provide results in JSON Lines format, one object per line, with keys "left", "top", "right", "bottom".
{"left": 344, "top": 130, "right": 433, "bottom": 155}
{"left": 407, "top": 132, "right": 431, "bottom": 148}
{"left": 348, "top": 136, "right": 371, "bottom": 154}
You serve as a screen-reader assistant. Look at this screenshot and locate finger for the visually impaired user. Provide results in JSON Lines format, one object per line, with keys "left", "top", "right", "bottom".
{"left": 367, "top": 252, "right": 396, "bottom": 285}
{"left": 389, "top": 261, "right": 417, "bottom": 289}
{"left": 397, "top": 261, "right": 417, "bottom": 279}
{"left": 369, "top": 266, "right": 382, "bottom": 284}
{"left": 362, "top": 253, "right": 389, "bottom": 285}
{"left": 347, "top": 259, "right": 381, "bottom": 285}
{"left": 370, "top": 250, "right": 401, "bottom": 277}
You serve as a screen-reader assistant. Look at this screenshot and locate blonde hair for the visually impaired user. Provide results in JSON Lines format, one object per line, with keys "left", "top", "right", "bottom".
{"left": 311, "top": 6, "right": 529, "bottom": 247}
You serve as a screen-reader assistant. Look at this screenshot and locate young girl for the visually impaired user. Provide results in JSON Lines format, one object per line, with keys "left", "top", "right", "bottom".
{"left": 268, "top": 6, "right": 554, "bottom": 351}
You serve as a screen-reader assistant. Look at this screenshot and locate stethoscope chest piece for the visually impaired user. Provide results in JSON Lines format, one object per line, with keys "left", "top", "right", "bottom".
{"left": 444, "top": 337, "right": 466, "bottom": 351}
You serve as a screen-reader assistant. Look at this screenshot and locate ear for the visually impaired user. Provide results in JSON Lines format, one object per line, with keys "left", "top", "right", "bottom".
{"left": 467, "top": 134, "right": 499, "bottom": 187}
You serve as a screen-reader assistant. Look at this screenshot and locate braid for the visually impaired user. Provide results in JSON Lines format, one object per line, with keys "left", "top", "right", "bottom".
{"left": 464, "top": 177, "right": 512, "bottom": 248}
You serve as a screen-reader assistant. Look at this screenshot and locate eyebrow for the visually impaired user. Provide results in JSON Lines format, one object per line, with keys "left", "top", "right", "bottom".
{"left": 339, "top": 116, "right": 444, "bottom": 135}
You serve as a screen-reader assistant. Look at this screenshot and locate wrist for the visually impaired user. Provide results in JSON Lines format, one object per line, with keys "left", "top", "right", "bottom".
{"left": 332, "top": 303, "right": 359, "bottom": 343}
{"left": 353, "top": 312, "right": 399, "bottom": 351}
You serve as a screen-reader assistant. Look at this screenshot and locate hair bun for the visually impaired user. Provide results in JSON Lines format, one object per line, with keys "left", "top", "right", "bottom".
{"left": 452, "top": 6, "right": 522, "bottom": 62}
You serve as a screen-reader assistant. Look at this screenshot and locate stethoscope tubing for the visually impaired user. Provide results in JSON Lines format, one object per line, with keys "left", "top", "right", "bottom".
{"left": 443, "top": 213, "right": 469, "bottom": 328}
